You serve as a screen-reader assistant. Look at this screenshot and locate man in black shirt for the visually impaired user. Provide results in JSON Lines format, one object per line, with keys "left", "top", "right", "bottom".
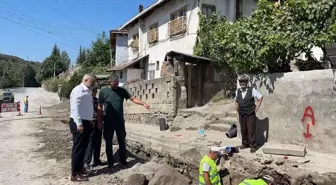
{"left": 235, "top": 75, "right": 263, "bottom": 153}
{"left": 98, "top": 75, "right": 150, "bottom": 168}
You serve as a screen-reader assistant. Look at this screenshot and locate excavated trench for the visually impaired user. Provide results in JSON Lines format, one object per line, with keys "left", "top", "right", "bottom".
{"left": 125, "top": 140, "right": 289, "bottom": 185}
{"left": 125, "top": 139, "right": 336, "bottom": 185}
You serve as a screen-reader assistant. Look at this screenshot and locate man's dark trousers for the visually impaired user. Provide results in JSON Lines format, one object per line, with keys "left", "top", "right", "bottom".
{"left": 84, "top": 120, "right": 102, "bottom": 165}
{"left": 239, "top": 112, "right": 257, "bottom": 149}
{"left": 69, "top": 118, "right": 92, "bottom": 176}
{"left": 103, "top": 118, "right": 127, "bottom": 165}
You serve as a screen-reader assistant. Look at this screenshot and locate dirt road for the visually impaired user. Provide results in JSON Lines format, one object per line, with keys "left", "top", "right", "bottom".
{"left": 0, "top": 88, "right": 150, "bottom": 185}
{"left": 0, "top": 88, "right": 68, "bottom": 185}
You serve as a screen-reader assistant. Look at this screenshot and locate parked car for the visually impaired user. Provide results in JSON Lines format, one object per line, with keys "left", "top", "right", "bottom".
{"left": 3, "top": 90, "right": 14, "bottom": 103}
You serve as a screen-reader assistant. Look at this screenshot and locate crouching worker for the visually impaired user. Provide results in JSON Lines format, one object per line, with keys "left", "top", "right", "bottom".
{"left": 239, "top": 175, "right": 274, "bottom": 185}
{"left": 199, "top": 146, "right": 223, "bottom": 185}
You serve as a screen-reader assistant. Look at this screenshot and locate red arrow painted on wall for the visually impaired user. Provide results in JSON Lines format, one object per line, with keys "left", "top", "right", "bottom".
{"left": 303, "top": 124, "right": 312, "bottom": 139}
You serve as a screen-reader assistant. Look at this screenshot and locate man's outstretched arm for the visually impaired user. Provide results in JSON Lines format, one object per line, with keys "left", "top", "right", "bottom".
{"left": 129, "top": 96, "right": 150, "bottom": 110}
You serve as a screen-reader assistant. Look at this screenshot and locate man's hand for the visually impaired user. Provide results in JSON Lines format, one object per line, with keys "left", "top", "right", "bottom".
{"left": 77, "top": 125, "right": 84, "bottom": 133}
{"left": 255, "top": 105, "right": 260, "bottom": 112}
{"left": 143, "top": 103, "right": 150, "bottom": 110}
{"left": 235, "top": 102, "right": 239, "bottom": 113}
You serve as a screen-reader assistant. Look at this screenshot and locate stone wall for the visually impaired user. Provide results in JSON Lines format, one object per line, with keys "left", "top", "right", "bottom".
{"left": 243, "top": 69, "right": 336, "bottom": 153}
{"left": 123, "top": 75, "right": 187, "bottom": 125}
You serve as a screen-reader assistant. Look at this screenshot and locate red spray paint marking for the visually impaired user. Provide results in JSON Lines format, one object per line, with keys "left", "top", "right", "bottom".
{"left": 301, "top": 106, "right": 315, "bottom": 139}
{"left": 301, "top": 106, "right": 315, "bottom": 126}
{"left": 303, "top": 124, "right": 312, "bottom": 139}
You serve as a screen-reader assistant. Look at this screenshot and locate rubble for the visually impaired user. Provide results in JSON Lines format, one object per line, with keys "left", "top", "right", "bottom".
{"left": 261, "top": 155, "right": 273, "bottom": 165}
{"left": 123, "top": 173, "right": 147, "bottom": 185}
{"left": 297, "top": 158, "right": 310, "bottom": 164}
{"left": 147, "top": 165, "right": 192, "bottom": 185}
{"left": 275, "top": 157, "right": 285, "bottom": 166}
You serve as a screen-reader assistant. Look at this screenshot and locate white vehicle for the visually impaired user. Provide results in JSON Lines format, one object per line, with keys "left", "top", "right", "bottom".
{"left": 2, "top": 89, "right": 14, "bottom": 103}
{"left": 0, "top": 90, "right": 3, "bottom": 104}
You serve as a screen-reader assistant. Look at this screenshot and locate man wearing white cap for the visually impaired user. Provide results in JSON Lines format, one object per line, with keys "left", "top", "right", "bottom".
{"left": 199, "top": 146, "right": 224, "bottom": 185}
{"left": 239, "top": 175, "right": 275, "bottom": 185}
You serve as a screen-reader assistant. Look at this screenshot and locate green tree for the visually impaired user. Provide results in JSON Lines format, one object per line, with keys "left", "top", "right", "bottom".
{"left": 84, "top": 31, "right": 113, "bottom": 67}
{"left": 61, "top": 51, "right": 71, "bottom": 68}
{"left": 0, "top": 54, "right": 40, "bottom": 88}
{"left": 36, "top": 44, "right": 70, "bottom": 83}
{"left": 76, "top": 46, "right": 87, "bottom": 65}
{"left": 23, "top": 64, "right": 39, "bottom": 87}
{"left": 194, "top": 0, "right": 336, "bottom": 73}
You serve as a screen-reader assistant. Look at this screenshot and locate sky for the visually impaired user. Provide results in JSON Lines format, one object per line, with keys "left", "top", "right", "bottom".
{"left": 0, "top": 0, "right": 156, "bottom": 64}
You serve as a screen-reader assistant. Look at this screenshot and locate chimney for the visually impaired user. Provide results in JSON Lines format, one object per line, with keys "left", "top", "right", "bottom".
{"left": 139, "top": 4, "right": 143, "bottom": 13}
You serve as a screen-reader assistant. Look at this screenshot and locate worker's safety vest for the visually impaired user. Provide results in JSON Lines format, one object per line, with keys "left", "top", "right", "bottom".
{"left": 199, "top": 155, "right": 221, "bottom": 185}
{"left": 239, "top": 179, "right": 268, "bottom": 185}
{"left": 24, "top": 98, "right": 28, "bottom": 104}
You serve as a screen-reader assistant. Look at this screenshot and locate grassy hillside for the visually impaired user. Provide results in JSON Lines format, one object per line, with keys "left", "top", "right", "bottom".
{"left": 0, "top": 53, "right": 41, "bottom": 88}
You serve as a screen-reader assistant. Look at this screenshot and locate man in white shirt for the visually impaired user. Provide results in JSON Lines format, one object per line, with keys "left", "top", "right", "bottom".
{"left": 69, "top": 74, "right": 97, "bottom": 182}
{"left": 235, "top": 75, "right": 263, "bottom": 153}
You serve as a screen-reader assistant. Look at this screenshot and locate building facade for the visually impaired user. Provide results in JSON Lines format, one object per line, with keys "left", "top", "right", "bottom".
{"left": 111, "top": 0, "right": 258, "bottom": 81}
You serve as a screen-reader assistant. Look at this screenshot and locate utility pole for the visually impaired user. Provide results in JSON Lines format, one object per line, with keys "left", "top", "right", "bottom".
{"left": 23, "top": 56, "right": 28, "bottom": 87}
{"left": 53, "top": 62, "right": 56, "bottom": 77}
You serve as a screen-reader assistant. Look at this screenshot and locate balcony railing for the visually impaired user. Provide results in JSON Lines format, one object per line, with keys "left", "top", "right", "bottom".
{"left": 147, "top": 28, "right": 159, "bottom": 43}
{"left": 168, "top": 16, "right": 187, "bottom": 36}
{"left": 130, "top": 38, "right": 139, "bottom": 51}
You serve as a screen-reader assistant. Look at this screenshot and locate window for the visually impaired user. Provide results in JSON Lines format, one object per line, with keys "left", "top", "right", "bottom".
{"left": 169, "top": 7, "right": 187, "bottom": 36}
{"left": 130, "top": 33, "right": 139, "bottom": 50}
{"left": 132, "top": 34, "right": 139, "bottom": 40}
{"left": 170, "top": 7, "right": 187, "bottom": 21}
{"left": 236, "top": 0, "right": 243, "bottom": 20}
{"left": 156, "top": 61, "right": 160, "bottom": 71}
{"left": 148, "top": 22, "right": 159, "bottom": 43}
{"left": 149, "top": 22, "right": 158, "bottom": 30}
{"left": 120, "top": 71, "right": 123, "bottom": 79}
{"left": 202, "top": 4, "right": 216, "bottom": 16}
{"left": 149, "top": 70, "right": 155, "bottom": 79}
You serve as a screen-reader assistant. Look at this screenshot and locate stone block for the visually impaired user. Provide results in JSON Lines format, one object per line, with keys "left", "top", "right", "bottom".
{"left": 262, "top": 143, "right": 306, "bottom": 157}
{"left": 123, "top": 173, "right": 147, "bottom": 185}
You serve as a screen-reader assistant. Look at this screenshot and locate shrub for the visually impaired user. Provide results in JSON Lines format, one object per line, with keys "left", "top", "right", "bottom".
{"left": 43, "top": 78, "right": 66, "bottom": 93}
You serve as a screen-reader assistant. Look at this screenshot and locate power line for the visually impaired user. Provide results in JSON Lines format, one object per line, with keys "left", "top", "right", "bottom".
{"left": 0, "top": 0, "right": 88, "bottom": 46}
{"left": 36, "top": 0, "right": 98, "bottom": 35}
{"left": 0, "top": 15, "right": 78, "bottom": 51}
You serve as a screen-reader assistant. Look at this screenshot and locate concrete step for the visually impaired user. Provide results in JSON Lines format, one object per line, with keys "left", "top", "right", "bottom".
{"left": 207, "top": 124, "right": 232, "bottom": 132}
{"left": 212, "top": 117, "right": 238, "bottom": 125}
{"left": 226, "top": 111, "right": 237, "bottom": 118}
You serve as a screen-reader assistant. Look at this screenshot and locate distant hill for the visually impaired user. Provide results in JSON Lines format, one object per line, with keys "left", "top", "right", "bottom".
{"left": 0, "top": 53, "right": 41, "bottom": 88}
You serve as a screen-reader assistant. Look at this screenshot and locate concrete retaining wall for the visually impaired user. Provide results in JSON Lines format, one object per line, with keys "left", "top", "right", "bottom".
{"left": 245, "top": 69, "right": 336, "bottom": 153}
{"left": 123, "top": 75, "right": 187, "bottom": 125}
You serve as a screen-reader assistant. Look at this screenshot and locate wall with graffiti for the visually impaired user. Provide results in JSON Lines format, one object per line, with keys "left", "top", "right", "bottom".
{"left": 246, "top": 69, "right": 336, "bottom": 153}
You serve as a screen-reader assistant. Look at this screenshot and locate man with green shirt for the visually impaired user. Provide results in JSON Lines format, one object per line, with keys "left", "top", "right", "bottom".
{"left": 97, "top": 74, "right": 150, "bottom": 168}
{"left": 239, "top": 175, "right": 274, "bottom": 185}
{"left": 199, "top": 146, "right": 223, "bottom": 185}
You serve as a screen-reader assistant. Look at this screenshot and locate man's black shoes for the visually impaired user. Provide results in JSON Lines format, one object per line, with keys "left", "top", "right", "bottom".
{"left": 92, "top": 160, "right": 104, "bottom": 167}
{"left": 240, "top": 145, "right": 249, "bottom": 149}
{"left": 250, "top": 148, "right": 257, "bottom": 153}
{"left": 107, "top": 162, "right": 115, "bottom": 169}
{"left": 120, "top": 161, "right": 130, "bottom": 168}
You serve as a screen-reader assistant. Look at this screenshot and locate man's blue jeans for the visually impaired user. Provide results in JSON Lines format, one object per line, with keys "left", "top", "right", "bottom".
{"left": 24, "top": 104, "right": 28, "bottom": 113}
